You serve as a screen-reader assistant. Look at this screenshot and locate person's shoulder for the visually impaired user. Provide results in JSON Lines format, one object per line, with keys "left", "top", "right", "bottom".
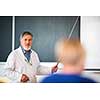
{"left": 10, "top": 47, "right": 20, "bottom": 54}
{"left": 6, "top": 47, "right": 19, "bottom": 59}
{"left": 8, "top": 48, "right": 17, "bottom": 55}
{"left": 80, "top": 76, "right": 97, "bottom": 83}
{"left": 31, "top": 49, "right": 39, "bottom": 56}
{"left": 40, "top": 74, "right": 60, "bottom": 83}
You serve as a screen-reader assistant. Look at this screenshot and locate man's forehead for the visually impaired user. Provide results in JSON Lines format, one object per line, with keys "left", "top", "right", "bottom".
{"left": 22, "top": 34, "right": 33, "bottom": 38}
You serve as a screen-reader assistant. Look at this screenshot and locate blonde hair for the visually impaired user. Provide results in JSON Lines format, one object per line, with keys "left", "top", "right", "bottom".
{"left": 55, "top": 38, "right": 86, "bottom": 66}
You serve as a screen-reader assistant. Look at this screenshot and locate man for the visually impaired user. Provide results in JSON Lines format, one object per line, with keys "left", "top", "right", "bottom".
{"left": 3, "top": 31, "right": 58, "bottom": 83}
{"left": 41, "top": 38, "right": 96, "bottom": 83}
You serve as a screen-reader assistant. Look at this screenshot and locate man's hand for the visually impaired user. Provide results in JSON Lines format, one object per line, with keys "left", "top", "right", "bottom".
{"left": 51, "top": 65, "right": 58, "bottom": 73}
{"left": 20, "top": 74, "right": 29, "bottom": 82}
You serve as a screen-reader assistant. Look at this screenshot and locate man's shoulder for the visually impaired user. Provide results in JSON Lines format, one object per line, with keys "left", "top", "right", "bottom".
{"left": 8, "top": 47, "right": 20, "bottom": 56}
{"left": 11, "top": 47, "right": 20, "bottom": 53}
{"left": 31, "top": 49, "right": 38, "bottom": 55}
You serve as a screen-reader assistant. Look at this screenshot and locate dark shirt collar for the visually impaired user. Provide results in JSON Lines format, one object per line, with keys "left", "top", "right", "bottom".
{"left": 21, "top": 46, "right": 32, "bottom": 54}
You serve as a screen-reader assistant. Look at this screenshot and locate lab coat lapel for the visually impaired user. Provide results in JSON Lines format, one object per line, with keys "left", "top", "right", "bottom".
{"left": 18, "top": 47, "right": 26, "bottom": 62}
{"left": 18, "top": 47, "right": 32, "bottom": 65}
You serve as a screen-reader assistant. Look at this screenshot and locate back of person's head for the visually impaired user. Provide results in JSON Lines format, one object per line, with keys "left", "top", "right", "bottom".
{"left": 55, "top": 38, "right": 86, "bottom": 72}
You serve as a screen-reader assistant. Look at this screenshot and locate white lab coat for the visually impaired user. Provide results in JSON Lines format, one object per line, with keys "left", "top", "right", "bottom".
{"left": 3, "top": 47, "right": 51, "bottom": 82}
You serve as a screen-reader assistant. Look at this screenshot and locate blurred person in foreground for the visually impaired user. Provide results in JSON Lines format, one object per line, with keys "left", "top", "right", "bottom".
{"left": 41, "top": 38, "right": 96, "bottom": 83}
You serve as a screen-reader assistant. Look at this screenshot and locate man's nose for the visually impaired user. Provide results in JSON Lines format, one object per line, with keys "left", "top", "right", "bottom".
{"left": 26, "top": 40, "right": 30, "bottom": 44}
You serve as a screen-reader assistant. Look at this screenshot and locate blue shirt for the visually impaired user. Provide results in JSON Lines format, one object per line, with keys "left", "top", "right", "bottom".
{"left": 41, "top": 73, "right": 96, "bottom": 83}
{"left": 21, "top": 46, "right": 32, "bottom": 62}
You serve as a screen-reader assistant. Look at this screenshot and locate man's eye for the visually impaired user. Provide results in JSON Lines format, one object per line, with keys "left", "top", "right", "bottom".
{"left": 29, "top": 39, "right": 32, "bottom": 41}
{"left": 25, "top": 39, "right": 27, "bottom": 41}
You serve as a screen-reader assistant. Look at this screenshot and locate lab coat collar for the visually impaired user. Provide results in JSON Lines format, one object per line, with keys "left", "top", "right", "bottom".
{"left": 18, "top": 46, "right": 32, "bottom": 63}
{"left": 20, "top": 46, "right": 32, "bottom": 54}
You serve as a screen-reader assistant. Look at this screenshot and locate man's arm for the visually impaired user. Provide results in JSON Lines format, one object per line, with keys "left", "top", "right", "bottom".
{"left": 37, "top": 64, "right": 58, "bottom": 75}
{"left": 2, "top": 52, "right": 22, "bottom": 82}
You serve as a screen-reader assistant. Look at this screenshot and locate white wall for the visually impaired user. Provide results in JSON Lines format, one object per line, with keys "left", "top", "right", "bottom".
{"left": 81, "top": 16, "right": 100, "bottom": 69}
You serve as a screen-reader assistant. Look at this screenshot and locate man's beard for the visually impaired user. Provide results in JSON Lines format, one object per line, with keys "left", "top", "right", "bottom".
{"left": 23, "top": 46, "right": 31, "bottom": 51}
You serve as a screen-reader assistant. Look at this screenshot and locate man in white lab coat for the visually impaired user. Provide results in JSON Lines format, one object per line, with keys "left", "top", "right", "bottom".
{"left": 3, "top": 31, "right": 58, "bottom": 83}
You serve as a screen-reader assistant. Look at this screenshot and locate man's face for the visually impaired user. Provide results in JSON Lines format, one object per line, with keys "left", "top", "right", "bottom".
{"left": 20, "top": 34, "right": 33, "bottom": 51}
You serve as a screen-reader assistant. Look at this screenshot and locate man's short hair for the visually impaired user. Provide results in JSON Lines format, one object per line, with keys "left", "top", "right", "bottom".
{"left": 55, "top": 38, "right": 86, "bottom": 65}
{"left": 20, "top": 31, "right": 33, "bottom": 40}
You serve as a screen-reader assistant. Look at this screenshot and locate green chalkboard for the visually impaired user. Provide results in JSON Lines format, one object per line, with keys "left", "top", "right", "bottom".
{"left": 0, "top": 16, "right": 12, "bottom": 62}
{"left": 15, "top": 16, "right": 80, "bottom": 62}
